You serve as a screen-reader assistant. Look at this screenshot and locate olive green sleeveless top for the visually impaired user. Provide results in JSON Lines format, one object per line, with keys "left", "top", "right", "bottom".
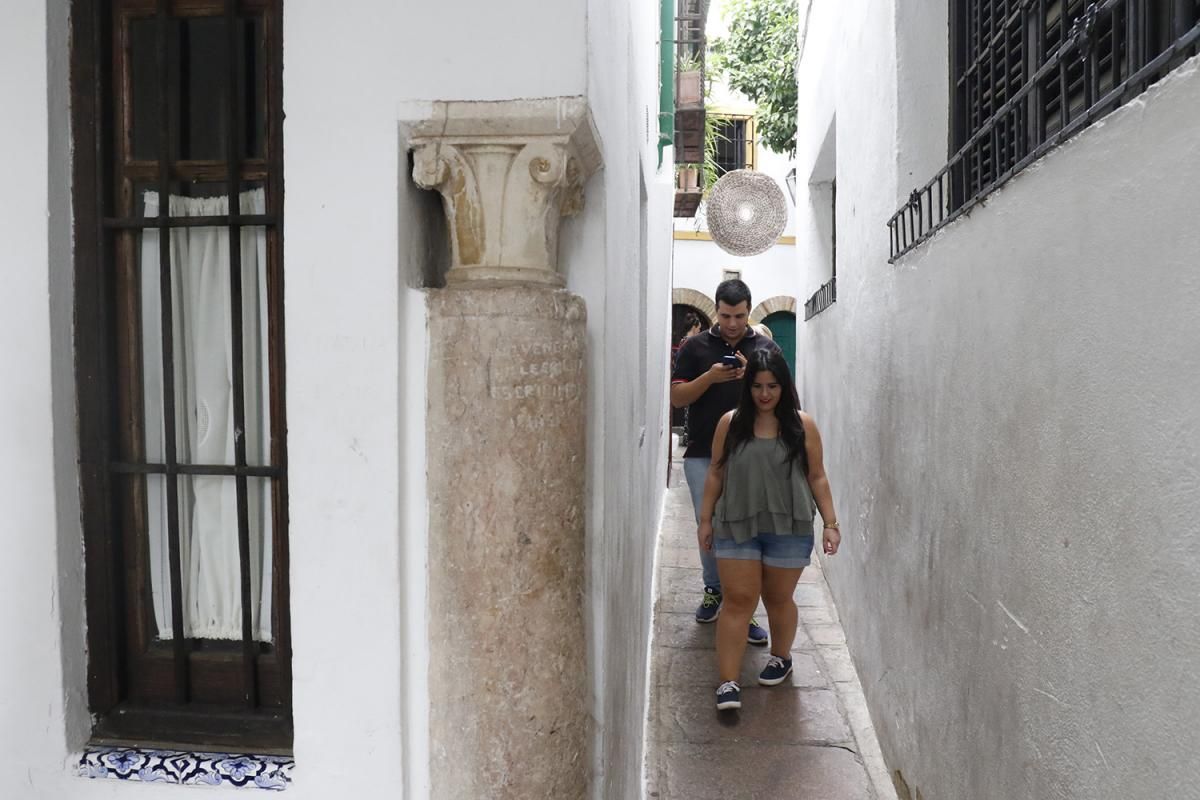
{"left": 714, "top": 437, "right": 816, "bottom": 543}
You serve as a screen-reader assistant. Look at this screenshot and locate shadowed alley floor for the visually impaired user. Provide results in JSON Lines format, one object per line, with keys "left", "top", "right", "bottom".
{"left": 644, "top": 449, "right": 897, "bottom": 800}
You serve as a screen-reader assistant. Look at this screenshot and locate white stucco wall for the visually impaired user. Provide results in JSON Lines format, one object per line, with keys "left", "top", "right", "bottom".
{"left": 0, "top": 4, "right": 83, "bottom": 797}
{"left": 571, "top": 1, "right": 675, "bottom": 796}
{"left": 672, "top": 238, "right": 798, "bottom": 320}
{"left": 5, "top": 1, "right": 669, "bottom": 797}
{"left": 792, "top": 0, "right": 840, "bottom": 336}
{"left": 796, "top": 0, "right": 1200, "bottom": 795}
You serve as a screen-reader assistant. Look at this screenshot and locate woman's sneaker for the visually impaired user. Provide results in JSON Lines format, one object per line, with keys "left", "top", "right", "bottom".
{"left": 747, "top": 618, "right": 769, "bottom": 646}
{"left": 695, "top": 586, "right": 722, "bottom": 623}
{"left": 758, "top": 655, "right": 793, "bottom": 686}
{"left": 715, "top": 681, "right": 742, "bottom": 710}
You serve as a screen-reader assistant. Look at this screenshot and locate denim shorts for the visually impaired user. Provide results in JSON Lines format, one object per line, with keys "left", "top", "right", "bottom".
{"left": 713, "top": 532, "right": 815, "bottom": 569}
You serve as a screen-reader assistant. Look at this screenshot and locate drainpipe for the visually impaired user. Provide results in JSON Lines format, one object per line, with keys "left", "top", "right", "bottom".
{"left": 658, "top": 0, "right": 675, "bottom": 169}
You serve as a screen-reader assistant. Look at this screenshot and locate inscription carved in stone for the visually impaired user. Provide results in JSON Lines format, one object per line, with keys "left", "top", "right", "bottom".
{"left": 425, "top": 287, "right": 588, "bottom": 800}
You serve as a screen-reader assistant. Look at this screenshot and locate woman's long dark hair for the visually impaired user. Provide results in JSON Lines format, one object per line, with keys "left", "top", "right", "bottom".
{"left": 717, "top": 349, "right": 807, "bottom": 475}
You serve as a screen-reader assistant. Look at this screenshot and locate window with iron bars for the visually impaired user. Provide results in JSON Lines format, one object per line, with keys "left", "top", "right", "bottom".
{"left": 805, "top": 180, "right": 837, "bottom": 320}
{"left": 71, "top": 0, "right": 291, "bottom": 752}
{"left": 889, "top": 0, "right": 1200, "bottom": 261}
{"left": 711, "top": 114, "right": 756, "bottom": 175}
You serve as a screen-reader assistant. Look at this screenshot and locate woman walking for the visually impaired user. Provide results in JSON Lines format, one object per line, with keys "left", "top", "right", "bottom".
{"left": 697, "top": 349, "right": 841, "bottom": 710}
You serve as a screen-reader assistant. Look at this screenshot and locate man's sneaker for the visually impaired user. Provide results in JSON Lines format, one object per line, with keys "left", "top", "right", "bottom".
{"left": 695, "top": 586, "right": 722, "bottom": 623}
{"left": 715, "top": 681, "right": 742, "bottom": 710}
{"left": 747, "top": 617, "right": 769, "bottom": 645}
{"left": 758, "top": 655, "right": 793, "bottom": 686}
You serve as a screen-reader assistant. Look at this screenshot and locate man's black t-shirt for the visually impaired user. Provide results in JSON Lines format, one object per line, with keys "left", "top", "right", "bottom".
{"left": 671, "top": 326, "right": 781, "bottom": 459}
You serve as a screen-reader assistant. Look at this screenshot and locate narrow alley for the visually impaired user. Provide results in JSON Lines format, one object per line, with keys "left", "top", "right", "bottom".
{"left": 4, "top": 0, "right": 1198, "bottom": 796}
{"left": 645, "top": 447, "right": 896, "bottom": 800}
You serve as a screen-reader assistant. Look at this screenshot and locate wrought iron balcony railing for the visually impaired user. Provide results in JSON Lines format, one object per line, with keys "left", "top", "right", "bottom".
{"left": 888, "top": 0, "right": 1200, "bottom": 262}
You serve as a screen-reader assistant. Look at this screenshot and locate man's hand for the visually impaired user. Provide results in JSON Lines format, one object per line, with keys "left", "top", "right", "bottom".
{"left": 707, "top": 351, "right": 747, "bottom": 384}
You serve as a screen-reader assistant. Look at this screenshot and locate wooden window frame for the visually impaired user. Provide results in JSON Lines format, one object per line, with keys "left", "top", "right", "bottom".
{"left": 71, "top": 0, "right": 292, "bottom": 753}
{"left": 710, "top": 112, "right": 756, "bottom": 175}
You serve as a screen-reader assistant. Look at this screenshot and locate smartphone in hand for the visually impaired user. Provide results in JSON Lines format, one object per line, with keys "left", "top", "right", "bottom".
{"left": 721, "top": 355, "right": 741, "bottom": 369}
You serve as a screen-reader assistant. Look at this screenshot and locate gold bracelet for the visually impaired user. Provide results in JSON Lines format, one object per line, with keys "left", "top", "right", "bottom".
{"left": 823, "top": 520, "right": 839, "bottom": 529}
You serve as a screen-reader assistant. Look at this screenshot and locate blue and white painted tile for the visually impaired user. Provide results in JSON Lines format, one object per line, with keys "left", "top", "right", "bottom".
{"left": 80, "top": 746, "right": 293, "bottom": 791}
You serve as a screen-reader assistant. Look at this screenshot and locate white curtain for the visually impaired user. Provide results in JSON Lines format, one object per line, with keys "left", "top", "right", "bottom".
{"left": 141, "top": 188, "right": 273, "bottom": 642}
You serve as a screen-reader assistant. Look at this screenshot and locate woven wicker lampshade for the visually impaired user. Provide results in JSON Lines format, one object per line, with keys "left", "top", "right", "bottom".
{"left": 706, "top": 169, "right": 789, "bottom": 257}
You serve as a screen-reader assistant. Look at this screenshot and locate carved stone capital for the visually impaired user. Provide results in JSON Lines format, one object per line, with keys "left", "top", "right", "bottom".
{"left": 410, "top": 97, "right": 603, "bottom": 287}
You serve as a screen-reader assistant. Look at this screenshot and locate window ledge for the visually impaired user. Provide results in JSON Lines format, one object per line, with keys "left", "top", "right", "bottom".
{"left": 79, "top": 746, "right": 293, "bottom": 791}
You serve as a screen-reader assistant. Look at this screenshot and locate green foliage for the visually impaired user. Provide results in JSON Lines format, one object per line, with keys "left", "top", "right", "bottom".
{"left": 676, "top": 50, "right": 704, "bottom": 74}
{"left": 670, "top": 112, "right": 722, "bottom": 196}
{"left": 709, "top": 0, "right": 799, "bottom": 158}
{"left": 702, "top": 109, "right": 724, "bottom": 193}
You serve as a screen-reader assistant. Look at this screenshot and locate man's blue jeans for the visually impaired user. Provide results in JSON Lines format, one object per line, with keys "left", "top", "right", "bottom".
{"left": 683, "top": 457, "right": 721, "bottom": 592}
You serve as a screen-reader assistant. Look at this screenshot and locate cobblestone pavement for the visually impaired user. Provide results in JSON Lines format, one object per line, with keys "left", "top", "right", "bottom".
{"left": 644, "top": 451, "right": 898, "bottom": 800}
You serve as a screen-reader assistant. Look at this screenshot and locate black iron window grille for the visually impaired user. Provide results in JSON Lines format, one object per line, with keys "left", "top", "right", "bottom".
{"left": 72, "top": 0, "right": 291, "bottom": 752}
{"left": 804, "top": 278, "right": 837, "bottom": 320}
{"left": 712, "top": 115, "right": 756, "bottom": 175}
{"left": 888, "top": 0, "right": 1200, "bottom": 261}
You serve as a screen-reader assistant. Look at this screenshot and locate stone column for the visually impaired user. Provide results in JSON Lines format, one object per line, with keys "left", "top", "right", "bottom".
{"left": 412, "top": 98, "right": 600, "bottom": 800}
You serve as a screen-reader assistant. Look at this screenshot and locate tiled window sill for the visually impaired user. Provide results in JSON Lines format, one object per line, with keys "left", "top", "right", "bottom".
{"left": 79, "top": 746, "right": 293, "bottom": 791}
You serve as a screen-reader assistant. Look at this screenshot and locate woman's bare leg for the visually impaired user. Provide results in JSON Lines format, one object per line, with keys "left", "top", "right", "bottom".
{"left": 760, "top": 566, "right": 805, "bottom": 656}
{"left": 715, "top": 558, "right": 763, "bottom": 682}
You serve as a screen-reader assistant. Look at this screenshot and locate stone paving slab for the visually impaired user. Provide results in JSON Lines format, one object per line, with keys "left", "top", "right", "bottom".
{"left": 657, "top": 545, "right": 705, "bottom": 570}
{"left": 647, "top": 742, "right": 872, "bottom": 800}
{"left": 653, "top": 611, "right": 813, "bottom": 651}
{"left": 645, "top": 450, "right": 898, "bottom": 800}
{"left": 651, "top": 646, "right": 829, "bottom": 690}
{"left": 649, "top": 682, "right": 852, "bottom": 746}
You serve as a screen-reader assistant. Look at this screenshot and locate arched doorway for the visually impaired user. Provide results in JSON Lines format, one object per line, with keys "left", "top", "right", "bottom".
{"left": 763, "top": 311, "right": 797, "bottom": 377}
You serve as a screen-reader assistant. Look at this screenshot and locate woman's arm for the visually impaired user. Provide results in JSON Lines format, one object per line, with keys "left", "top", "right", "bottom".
{"left": 697, "top": 411, "right": 734, "bottom": 552}
{"left": 800, "top": 411, "right": 841, "bottom": 555}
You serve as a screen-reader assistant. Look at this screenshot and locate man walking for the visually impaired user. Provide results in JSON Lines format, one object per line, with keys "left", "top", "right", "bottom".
{"left": 670, "top": 279, "right": 780, "bottom": 642}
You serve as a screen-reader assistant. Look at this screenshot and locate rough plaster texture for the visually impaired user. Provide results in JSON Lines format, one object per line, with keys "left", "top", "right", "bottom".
{"left": 894, "top": 0, "right": 949, "bottom": 202}
{"left": 569, "top": 0, "right": 677, "bottom": 796}
{"left": 395, "top": 0, "right": 586, "bottom": 102}
{"left": 426, "top": 288, "right": 589, "bottom": 798}
{"left": 796, "top": 1, "right": 1200, "bottom": 795}
{"left": 0, "top": 5, "right": 73, "bottom": 796}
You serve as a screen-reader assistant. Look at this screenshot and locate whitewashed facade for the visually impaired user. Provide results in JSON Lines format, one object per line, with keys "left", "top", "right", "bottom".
{"left": 0, "top": 1, "right": 673, "bottom": 798}
{"left": 794, "top": 1, "right": 1200, "bottom": 799}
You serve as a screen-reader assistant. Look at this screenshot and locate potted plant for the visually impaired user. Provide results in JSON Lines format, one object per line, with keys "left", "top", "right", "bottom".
{"left": 675, "top": 51, "right": 703, "bottom": 106}
{"left": 676, "top": 164, "right": 700, "bottom": 192}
